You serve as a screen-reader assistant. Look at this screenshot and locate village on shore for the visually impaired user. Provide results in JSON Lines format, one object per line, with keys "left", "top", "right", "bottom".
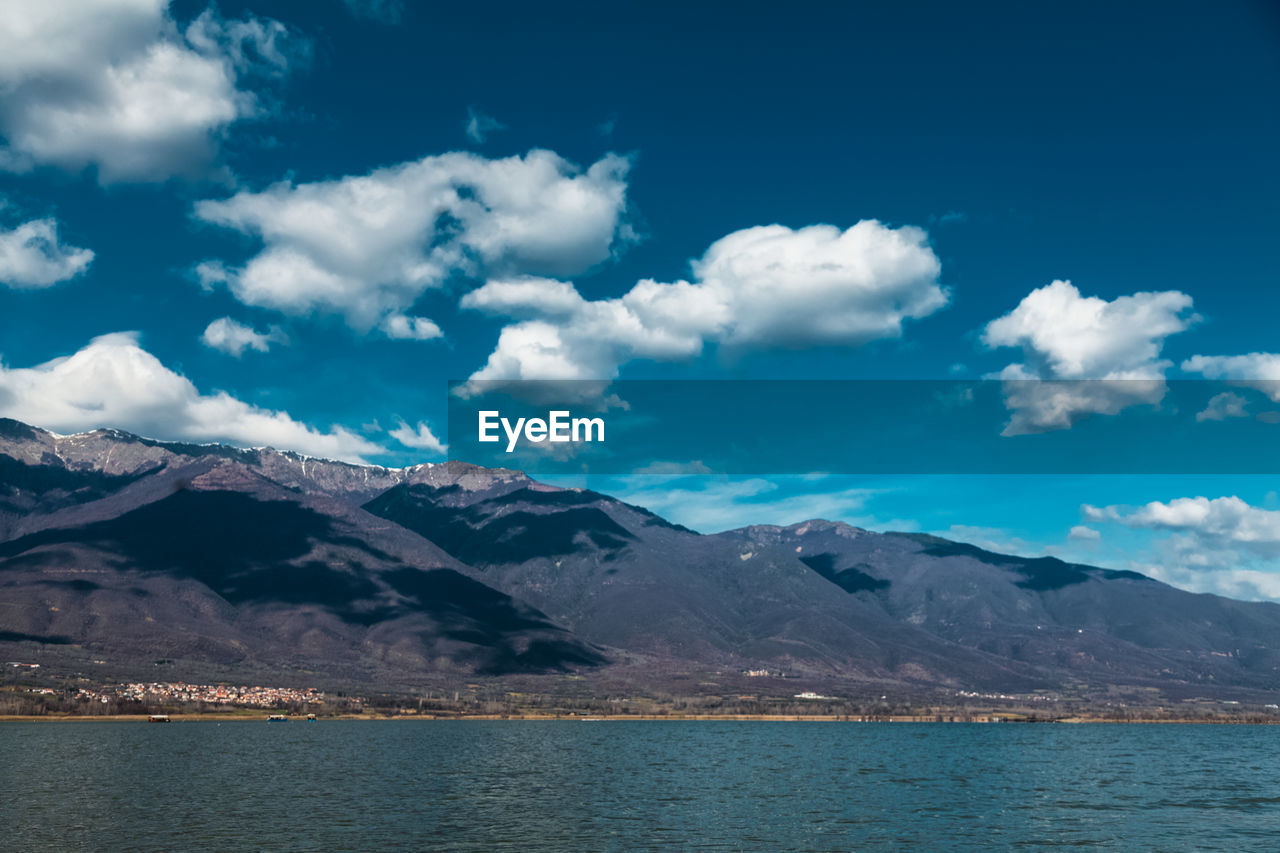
{"left": 6, "top": 679, "right": 1280, "bottom": 725}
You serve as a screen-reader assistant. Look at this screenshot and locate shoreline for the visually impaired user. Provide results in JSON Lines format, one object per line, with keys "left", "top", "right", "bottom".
{"left": 2, "top": 713, "right": 1276, "bottom": 724}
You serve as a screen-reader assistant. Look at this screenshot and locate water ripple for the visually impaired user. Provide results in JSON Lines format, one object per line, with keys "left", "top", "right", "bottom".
{"left": 1, "top": 721, "right": 1278, "bottom": 851}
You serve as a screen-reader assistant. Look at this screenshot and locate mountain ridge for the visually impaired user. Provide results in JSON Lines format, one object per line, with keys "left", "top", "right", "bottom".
{"left": 2, "top": 417, "right": 1278, "bottom": 702}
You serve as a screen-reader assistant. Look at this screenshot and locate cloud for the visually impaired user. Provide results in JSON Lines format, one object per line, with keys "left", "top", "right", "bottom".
{"left": 462, "top": 220, "right": 946, "bottom": 384}
{"left": 612, "top": 476, "right": 880, "bottom": 534}
{"left": 0, "top": 1, "right": 305, "bottom": 182}
{"left": 984, "top": 281, "right": 1195, "bottom": 378}
{"left": 193, "top": 149, "right": 633, "bottom": 333}
{"left": 630, "top": 460, "right": 714, "bottom": 476}
{"left": 1196, "top": 391, "right": 1250, "bottom": 422}
{"left": 388, "top": 419, "right": 446, "bottom": 455}
{"left": 990, "top": 379, "right": 1171, "bottom": 436}
{"left": 200, "top": 316, "right": 287, "bottom": 356}
{"left": 982, "top": 280, "right": 1197, "bottom": 434}
{"left": 1130, "top": 559, "right": 1280, "bottom": 602}
{"left": 695, "top": 222, "right": 947, "bottom": 349}
{"left": 0, "top": 332, "right": 381, "bottom": 463}
{"left": 462, "top": 276, "right": 586, "bottom": 317}
{"left": 381, "top": 314, "right": 443, "bottom": 341}
{"left": 0, "top": 217, "right": 94, "bottom": 287}
{"left": 1182, "top": 353, "right": 1280, "bottom": 402}
{"left": 341, "top": 0, "right": 404, "bottom": 24}
{"left": 464, "top": 107, "right": 506, "bottom": 143}
{"left": 1084, "top": 496, "right": 1280, "bottom": 550}
{"left": 1068, "top": 524, "right": 1101, "bottom": 541}
{"left": 937, "top": 524, "right": 1033, "bottom": 555}
{"left": 1086, "top": 496, "right": 1280, "bottom": 602}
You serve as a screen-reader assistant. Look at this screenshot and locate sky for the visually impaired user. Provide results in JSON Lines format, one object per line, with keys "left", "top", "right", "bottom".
{"left": 1, "top": 0, "right": 1279, "bottom": 599}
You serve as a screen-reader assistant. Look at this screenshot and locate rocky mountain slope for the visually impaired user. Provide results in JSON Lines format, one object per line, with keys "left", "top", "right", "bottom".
{"left": 3, "top": 417, "right": 1279, "bottom": 697}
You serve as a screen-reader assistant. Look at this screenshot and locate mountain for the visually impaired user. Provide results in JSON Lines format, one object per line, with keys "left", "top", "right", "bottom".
{"left": 361, "top": 482, "right": 1035, "bottom": 687}
{"left": 2, "top": 417, "right": 1280, "bottom": 700}
{"left": 0, "top": 419, "right": 603, "bottom": 683}
{"left": 727, "top": 522, "right": 1280, "bottom": 692}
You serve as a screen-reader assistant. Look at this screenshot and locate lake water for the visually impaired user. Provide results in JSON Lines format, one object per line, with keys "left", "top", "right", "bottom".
{"left": 3, "top": 720, "right": 1278, "bottom": 851}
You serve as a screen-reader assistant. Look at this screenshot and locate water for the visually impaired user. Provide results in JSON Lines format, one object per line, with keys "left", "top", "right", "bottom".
{"left": 3, "top": 721, "right": 1278, "bottom": 851}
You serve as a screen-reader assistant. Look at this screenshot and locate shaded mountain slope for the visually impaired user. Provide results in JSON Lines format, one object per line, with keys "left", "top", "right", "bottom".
{"left": 4, "top": 418, "right": 1280, "bottom": 697}
{"left": 730, "top": 521, "right": 1280, "bottom": 690}
{"left": 0, "top": 450, "right": 604, "bottom": 679}
{"left": 364, "top": 483, "right": 1065, "bottom": 687}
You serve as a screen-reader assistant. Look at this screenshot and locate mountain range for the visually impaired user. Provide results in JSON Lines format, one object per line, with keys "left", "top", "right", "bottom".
{"left": 2, "top": 417, "right": 1278, "bottom": 702}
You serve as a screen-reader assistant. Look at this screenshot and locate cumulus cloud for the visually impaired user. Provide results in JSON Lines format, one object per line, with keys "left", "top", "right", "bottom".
{"left": 461, "top": 221, "right": 946, "bottom": 385}
{"left": 1182, "top": 353, "right": 1280, "bottom": 402}
{"left": 1085, "top": 495, "right": 1280, "bottom": 601}
{"left": 0, "top": 332, "right": 381, "bottom": 463}
{"left": 1196, "top": 391, "right": 1250, "bottom": 422}
{"left": 0, "top": 217, "right": 93, "bottom": 287}
{"left": 1084, "top": 496, "right": 1280, "bottom": 549}
{"left": 200, "top": 316, "right": 287, "bottom": 356}
{"left": 0, "top": 0, "right": 305, "bottom": 182}
{"left": 982, "top": 280, "right": 1197, "bottom": 434}
{"left": 388, "top": 419, "right": 446, "bottom": 455}
{"left": 1068, "top": 524, "right": 1101, "bottom": 541}
{"left": 464, "top": 107, "right": 506, "bottom": 143}
{"left": 193, "top": 149, "right": 632, "bottom": 333}
{"left": 1140, "top": 562, "right": 1280, "bottom": 602}
{"left": 697, "top": 223, "right": 946, "bottom": 348}
{"left": 381, "top": 314, "right": 443, "bottom": 341}
{"left": 984, "top": 281, "right": 1194, "bottom": 378}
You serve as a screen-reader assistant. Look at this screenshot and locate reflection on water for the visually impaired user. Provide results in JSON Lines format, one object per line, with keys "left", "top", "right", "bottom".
{"left": 3, "top": 720, "right": 1279, "bottom": 851}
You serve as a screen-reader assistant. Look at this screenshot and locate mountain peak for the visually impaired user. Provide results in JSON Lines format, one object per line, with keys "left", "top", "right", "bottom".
{"left": 407, "top": 459, "right": 531, "bottom": 491}
{"left": 0, "top": 417, "right": 544, "bottom": 502}
{"left": 788, "top": 519, "right": 869, "bottom": 538}
{"left": 730, "top": 518, "right": 869, "bottom": 542}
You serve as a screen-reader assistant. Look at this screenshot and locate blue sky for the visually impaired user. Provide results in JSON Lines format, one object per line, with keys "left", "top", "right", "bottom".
{"left": 1, "top": 0, "right": 1279, "bottom": 599}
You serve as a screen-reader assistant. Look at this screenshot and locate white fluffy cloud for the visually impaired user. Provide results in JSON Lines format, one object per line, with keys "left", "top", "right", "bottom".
{"left": 193, "top": 149, "right": 632, "bottom": 333}
{"left": 984, "top": 281, "right": 1195, "bottom": 378}
{"left": 0, "top": 332, "right": 381, "bottom": 463}
{"left": 200, "top": 317, "right": 287, "bottom": 356}
{"left": 0, "top": 217, "right": 93, "bottom": 287}
{"left": 389, "top": 419, "right": 446, "bottom": 455}
{"left": 1068, "top": 524, "right": 1101, "bottom": 541}
{"left": 1085, "top": 495, "right": 1280, "bottom": 601}
{"left": 462, "top": 221, "right": 946, "bottom": 384}
{"left": 1136, "top": 560, "right": 1280, "bottom": 602}
{"left": 380, "top": 314, "right": 443, "bottom": 341}
{"left": 1195, "top": 391, "right": 1250, "bottom": 422}
{"left": 1084, "top": 496, "right": 1280, "bottom": 547}
{"left": 982, "top": 280, "right": 1197, "bottom": 434}
{"left": 0, "top": 1, "right": 303, "bottom": 182}
{"left": 694, "top": 223, "right": 947, "bottom": 348}
{"left": 1182, "top": 353, "right": 1280, "bottom": 402}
